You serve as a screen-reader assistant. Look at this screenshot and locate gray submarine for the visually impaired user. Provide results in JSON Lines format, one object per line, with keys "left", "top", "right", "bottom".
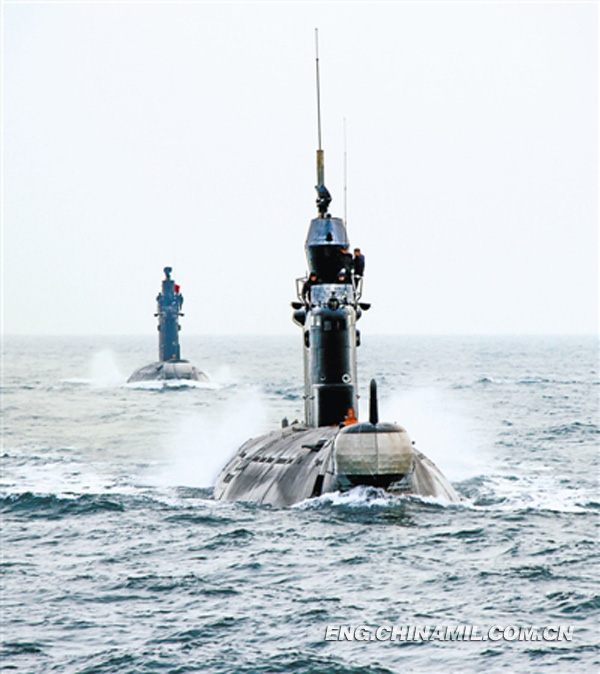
{"left": 127, "top": 267, "right": 208, "bottom": 383}
{"left": 214, "top": 50, "right": 458, "bottom": 507}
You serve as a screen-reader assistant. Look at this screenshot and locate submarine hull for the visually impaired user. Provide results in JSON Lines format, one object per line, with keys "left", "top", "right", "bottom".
{"left": 127, "top": 360, "right": 208, "bottom": 383}
{"left": 213, "top": 423, "right": 459, "bottom": 507}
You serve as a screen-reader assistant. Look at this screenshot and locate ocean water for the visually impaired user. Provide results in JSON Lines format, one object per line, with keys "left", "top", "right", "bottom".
{"left": 1, "top": 334, "right": 598, "bottom": 673}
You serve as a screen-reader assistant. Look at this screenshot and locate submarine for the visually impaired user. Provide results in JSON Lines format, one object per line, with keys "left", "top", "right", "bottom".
{"left": 213, "top": 41, "right": 458, "bottom": 507}
{"left": 127, "top": 267, "right": 208, "bottom": 383}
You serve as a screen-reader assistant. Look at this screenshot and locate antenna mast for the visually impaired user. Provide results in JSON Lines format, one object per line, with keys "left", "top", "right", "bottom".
{"left": 314, "top": 28, "right": 331, "bottom": 217}
{"left": 315, "top": 28, "right": 324, "bottom": 183}
{"left": 344, "top": 117, "right": 348, "bottom": 226}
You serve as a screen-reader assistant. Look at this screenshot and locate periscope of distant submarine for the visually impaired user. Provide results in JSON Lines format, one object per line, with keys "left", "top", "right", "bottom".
{"left": 213, "top": 31, "right": 459, "bottom": 506}
{"left": 127, "top": 267, "right": 208, "bottom": 383}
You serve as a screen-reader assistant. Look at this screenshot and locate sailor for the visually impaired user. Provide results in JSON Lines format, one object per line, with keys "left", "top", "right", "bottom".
{"left": 337, "top": 269, "right": 350, "bottom": 284}
{"left": 343, "top": 408, "right": 358, "bottom": 426}
{"left": 302, "top": 271, "right": 318, "bottom": 304}
{"left": 339, "top": 246, "right": 353, "bottom": 278}
{"left": 352, "top": 248, "right": 365, "bottom": 278}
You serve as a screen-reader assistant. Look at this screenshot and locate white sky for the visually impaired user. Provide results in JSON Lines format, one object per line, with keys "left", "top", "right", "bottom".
{"left": 3, "top": 1, "right": 598, "bottom": 335}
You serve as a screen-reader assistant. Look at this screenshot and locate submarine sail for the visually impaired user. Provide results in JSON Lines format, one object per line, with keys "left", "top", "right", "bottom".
{"left": 214, "top": 35, "right": 458, "bottom": 506}
{"left": 128, "top": 267, "right": 208, "bottom": 383}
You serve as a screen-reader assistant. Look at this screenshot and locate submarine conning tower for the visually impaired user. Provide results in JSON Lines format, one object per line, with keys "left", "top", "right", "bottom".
{"left": 156, "top": 266, "right": 184, "bottom": 362}
{"left": 296, "top": 213, "right": 362, "bottom": 428}
{"left": 292, "top": 133, "right": 367, "bottom": 427}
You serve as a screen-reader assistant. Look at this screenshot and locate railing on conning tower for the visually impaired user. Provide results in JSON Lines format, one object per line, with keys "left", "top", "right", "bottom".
{"left": 296, "top": 274, "right": 363, "bottom": 307}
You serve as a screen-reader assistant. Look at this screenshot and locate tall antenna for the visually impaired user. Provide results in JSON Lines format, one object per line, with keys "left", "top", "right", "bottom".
{"left": 314, "top": 28, "right": 331, "bottom": 217}
{"left": 343, "top": 117, "right": 348, "bottom": 226}
{"left": 315, "top": 28, "right": 324, "bottom": 186}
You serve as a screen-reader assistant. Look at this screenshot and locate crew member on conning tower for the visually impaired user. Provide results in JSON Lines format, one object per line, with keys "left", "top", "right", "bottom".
{"left": 352, "top": 248, "right": 365, "bottom": 278}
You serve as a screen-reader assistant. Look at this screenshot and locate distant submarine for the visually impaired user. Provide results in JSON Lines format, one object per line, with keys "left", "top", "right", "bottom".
{"left": 214, "top": 43, "right": 458, "bottom": 507}
{"left": 127, "top": 267, "right": 208, "bottom": 383}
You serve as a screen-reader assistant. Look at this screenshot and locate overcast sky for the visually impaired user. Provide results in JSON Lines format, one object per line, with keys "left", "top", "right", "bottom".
{"left": 3, "top": 1, "right": 598, "bottom": 335}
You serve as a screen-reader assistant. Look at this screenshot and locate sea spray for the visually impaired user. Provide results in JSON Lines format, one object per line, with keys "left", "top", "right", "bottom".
{"left": 89, "top": 349, "right": 125, "bottom": 388}
{"left": 153, "top": 388, "right": 269, "bottom": 488}
{"left": 379, "top": 387, "right": 492, "bottom": 482}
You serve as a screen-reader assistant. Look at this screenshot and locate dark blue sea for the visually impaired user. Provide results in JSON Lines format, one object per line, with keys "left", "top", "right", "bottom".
{"left": 2, "top": 335, "right": 598, "bottom": 673}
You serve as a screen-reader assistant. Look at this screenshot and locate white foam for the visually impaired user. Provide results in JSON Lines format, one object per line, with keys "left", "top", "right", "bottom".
{"left": 60, "top": 378, "right": 92, "bottom": 386}
{"left": 294, "top": 485, "right": 462, "bottom": 510}
{"left": 469, "top": 472, "right": 591, "bottom": 514}
{"left": 294, "top": 486, "right": 394, "bottom": 509}
{"left": 124, "top": 378, "right": 221, "bottom": 391}
{"left": 0, "top": 460, "right": 219, "bottom": 510}
{"left": 0, "top": 453, "right": 136, "bottom": 497}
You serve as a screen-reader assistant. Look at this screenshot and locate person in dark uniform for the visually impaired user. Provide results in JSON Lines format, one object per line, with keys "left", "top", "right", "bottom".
{"left": 352, "top": 248, "right": 365, "bottom": 278}
{"left": 339, "top": 246, "right": 353, "bottom": 279}
{"left": 302, "top": 271, "right": 318, "bottom": 304}
{"left": 337, "top": 269, "right": 350, "bottom": 284}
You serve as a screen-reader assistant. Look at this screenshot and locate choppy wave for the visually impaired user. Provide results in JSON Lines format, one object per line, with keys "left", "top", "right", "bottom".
{"left": 0, "top": 492, "right": 126, "bottom": 517}
{"left": 543, "top": 422, "right": 599, "bottom": 438}
{"left": 3, "top": 335, "right": 598, "bottom": 674}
